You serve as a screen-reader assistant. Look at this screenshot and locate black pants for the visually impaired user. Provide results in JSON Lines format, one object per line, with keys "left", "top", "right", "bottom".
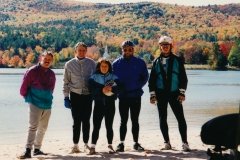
{"left": 156, "top": 89, "right": 187, "bottom": 143}
{"left": 91, "top": 100, "right": 115, "bottom": 145}
{"left": 70, "top": 92, "right": 93, "bottom": 144}
{"left": 119, "top": 97, "right": 141, "bottom": 143}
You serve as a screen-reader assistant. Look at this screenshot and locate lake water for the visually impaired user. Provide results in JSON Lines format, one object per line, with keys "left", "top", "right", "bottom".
{"left": 0, "top": 68, "right": 240, "bottom": 145}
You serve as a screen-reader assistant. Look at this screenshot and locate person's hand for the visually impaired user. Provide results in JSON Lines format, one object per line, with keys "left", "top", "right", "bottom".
{"left": 178, "top": 90, "right": 186, "bottom": 104}
{"left": 177, "top": 95, "right": 185, "bottom": 103}
{"left": 64, "top": 97, "right": 71, "bottom": 109}
{"left": 150, "top": 97, "right": 157, "bottom": 104}
{"left": 150, "top": 94, "right": 157, "bottom": 105}
{"left": 102, "top": 86, "right": 112, "bottom": 94}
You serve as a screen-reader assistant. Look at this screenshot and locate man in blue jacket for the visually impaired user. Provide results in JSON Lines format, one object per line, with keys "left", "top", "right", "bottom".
{"left": 112, "top": 40, "right": 149, "bottom": 152}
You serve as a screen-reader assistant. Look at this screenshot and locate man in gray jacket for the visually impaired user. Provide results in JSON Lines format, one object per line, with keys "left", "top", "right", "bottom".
{"left": 63, "top": 42, "right": 96, "bottom": 154}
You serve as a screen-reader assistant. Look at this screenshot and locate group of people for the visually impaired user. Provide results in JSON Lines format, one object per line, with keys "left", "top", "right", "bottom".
{"left": 18, "top": 36, "right": 190, "bottom": 159}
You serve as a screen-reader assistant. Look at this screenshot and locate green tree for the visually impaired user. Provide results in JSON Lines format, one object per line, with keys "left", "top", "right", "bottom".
{"left": 216, "top": 53, "right": 228, "bottom": 70}
{"left": 228, "top": 38, "right": 240, "bottom": 67}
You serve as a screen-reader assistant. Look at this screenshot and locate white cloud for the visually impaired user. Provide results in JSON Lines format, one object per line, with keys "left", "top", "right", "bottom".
{"left": 75, "top": 0, "right": 240, "bottom": 6}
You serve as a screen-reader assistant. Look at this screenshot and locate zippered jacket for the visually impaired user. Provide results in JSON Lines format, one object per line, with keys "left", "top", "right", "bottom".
{"left": 112, "top": 56, "right": 149, "bottom": 98}
{"left": 148, "top": 53, "right": 188, "bottom": 93}
{"left": 20, "top": 64, "right": 56, "bottom": 109}
{"left": 63, "top": 57, "right": 96, "bottom": 97}
{"left": 89, "top": 72, "right": 123, "bottom": 103}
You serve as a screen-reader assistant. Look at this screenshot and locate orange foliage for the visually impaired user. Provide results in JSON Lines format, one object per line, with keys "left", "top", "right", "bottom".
{"left": 25, "top": 52, "right": 34, "bottom": 67}
{"left": 9, "top": 55, "right": 21, "bottom": 67}
{"left": 2, "top": 51, "right": 10, "bottom": 65}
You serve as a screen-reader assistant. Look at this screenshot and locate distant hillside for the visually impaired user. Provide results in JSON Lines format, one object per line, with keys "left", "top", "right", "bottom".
{"left": 0, "top": 0, "right": 240, "bottom": 69}
{"left": 1, "top": 0, "right": 239, "bottom": 45}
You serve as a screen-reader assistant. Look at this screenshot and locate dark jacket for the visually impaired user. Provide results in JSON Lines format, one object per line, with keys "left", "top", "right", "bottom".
{"left": 148, "top": 53, "right": 187, "bottom": 92}
{"left": 89, "top": 72, "right": 123, "bottom": 103}
{"left": 112, "top": 56, "right": 149, "bottom": 98}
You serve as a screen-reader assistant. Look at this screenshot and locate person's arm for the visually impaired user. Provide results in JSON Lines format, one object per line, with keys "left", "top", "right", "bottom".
{"left": 148, "top": 59, "right": 158, "bottom": 104}
{"left": 178, "top": 58, "right": 188, "bottom": 90}
{"left": 111, "top": 76, "right": 124, "bottom": 94}
{"left": 88, "top": 75, "right": 104, "bottom": 96}
{"left": 63, "top": 65, "right": 71, "bottom": 97}
{"left": 177, "top": 57, "right": 188, "bottom": 102}
{"left": 139, "top": 60, "right": 149, "bottom": 88}
{"left": 51, "top": 73, "right": 56, "bottom": 93}
{"left": 63, "top": 65, "right": 71, "bottom": 109}
{"left": 20, "top": 69, "right": 32, "bottom": 98}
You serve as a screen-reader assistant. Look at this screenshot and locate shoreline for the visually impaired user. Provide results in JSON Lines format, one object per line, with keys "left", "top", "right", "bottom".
{"left": 1, "top": 129, "right": 217, "bottom": 160}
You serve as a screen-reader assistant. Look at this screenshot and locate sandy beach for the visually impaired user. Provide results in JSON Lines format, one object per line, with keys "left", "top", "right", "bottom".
{"left": 1, "top": 129, "right": 218, "bottom": 160}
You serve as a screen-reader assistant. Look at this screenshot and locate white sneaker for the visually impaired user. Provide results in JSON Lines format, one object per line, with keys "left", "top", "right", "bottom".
{"left": 84, "top": 144, "right": 90, "bottom": 152}
{"left": 69, "top": 145, "right": 80, "bottom": 154}
{"left": 161, "top": 142, "right": 172, "bottom": 150}
{"left": 182, "top": 143, "right": 191, "bottom": 151}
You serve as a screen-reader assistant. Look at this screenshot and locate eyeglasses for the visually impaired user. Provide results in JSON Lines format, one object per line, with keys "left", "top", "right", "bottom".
{"left": 123, "top": 49, "right": 133, "bottom": 52}
{"left": 161, "top": 44, "right": 170, "bottom": 47}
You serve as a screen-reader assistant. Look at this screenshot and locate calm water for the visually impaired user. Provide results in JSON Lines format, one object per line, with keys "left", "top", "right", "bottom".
{"left": 0, "top": 68, "right": 240, "bottom": 145}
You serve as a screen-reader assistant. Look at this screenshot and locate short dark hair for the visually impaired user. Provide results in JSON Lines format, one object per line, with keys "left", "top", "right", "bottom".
{"left": 95, "top": 58, "right": 113, "bottom": 74}
{"left": 74, "top": 42, "right": 87, "bottom": 50}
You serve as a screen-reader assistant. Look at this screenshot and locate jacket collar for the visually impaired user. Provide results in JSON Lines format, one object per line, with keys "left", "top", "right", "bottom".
{"left": 38, "top": 63, "right": 49, "bottom": 72}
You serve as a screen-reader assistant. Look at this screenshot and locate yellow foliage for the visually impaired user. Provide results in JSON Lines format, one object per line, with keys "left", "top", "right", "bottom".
{"left": 35, "top": 46, "right": 43, "bottom": 53}
{"left": 52, "top": 52, "right": 59, "bottom": 65}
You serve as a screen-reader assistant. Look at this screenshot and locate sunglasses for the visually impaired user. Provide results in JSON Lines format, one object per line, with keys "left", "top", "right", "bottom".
{"left": 161, "top": 44, "right": 170, "bottom": 47}
{"left": 123, "top": 49, "right": 133, "bottom": 52}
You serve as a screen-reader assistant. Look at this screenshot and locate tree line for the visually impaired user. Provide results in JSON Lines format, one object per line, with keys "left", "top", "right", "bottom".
{"left": 0, "top": 24, "right": 240, "bottom": 70}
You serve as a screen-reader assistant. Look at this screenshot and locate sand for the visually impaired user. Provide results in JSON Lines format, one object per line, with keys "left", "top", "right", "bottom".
{"left": 1, "top": 129, "right": 221, "bottom": 160}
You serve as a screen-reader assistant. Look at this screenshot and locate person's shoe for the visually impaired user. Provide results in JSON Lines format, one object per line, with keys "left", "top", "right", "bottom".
{"left": 84, "top": 144, "right": 90, "bottom": 152}
{"left": 69, "top": 145, "right": 80, "bottom": 154}
{"left": 161, "top": 142, "right": 172, "bottom": 150}
{"left": 33, "top": 149, "right": 47, "bottom": 156}
{"left": 108, "top": 145, "right": 116, "bottom": 154}
{"left": 133, "top": 143, "right": 145, "bottom": 151}
{"left": 116, "top": 143, "right": 124, "bottom": 152}
{"left": 17, "top": 151, "right": 31, "bottom": 159}
{"left": 182, "top": 143, "right": 191, "bottom": 151}
{"left": 87, "top": 147, "right": 96, "bottom": 155}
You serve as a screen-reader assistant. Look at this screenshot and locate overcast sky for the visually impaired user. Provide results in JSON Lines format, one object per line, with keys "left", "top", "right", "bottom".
{"left": 75, "top": 0, "right": 240, "bottom": 6}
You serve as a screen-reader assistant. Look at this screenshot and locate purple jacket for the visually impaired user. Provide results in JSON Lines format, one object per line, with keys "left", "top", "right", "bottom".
{"left": 20, "top": 64, "right": 56, "bottom": 109}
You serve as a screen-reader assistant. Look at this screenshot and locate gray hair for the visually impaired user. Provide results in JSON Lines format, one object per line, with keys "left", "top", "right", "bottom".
{"left": 74, "top": 42, "right": 87, "bottom": 50}
{"left": 42, "top": 50, "right": 53, "bottom": 58}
